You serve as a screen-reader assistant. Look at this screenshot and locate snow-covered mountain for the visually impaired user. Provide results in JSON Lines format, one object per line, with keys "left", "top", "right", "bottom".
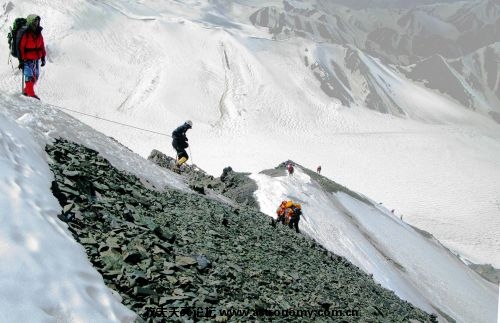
{"left": 1, "top": 0, "right": 500, "bottom": 321}
{"left": 1, "top": 93, "right": 497, "bottom": 322}
{"left": 402, "top": 44, "right": 500, "bottom": 120}
{"left": 249, "top": 0, "right": 500, "bottom": 117}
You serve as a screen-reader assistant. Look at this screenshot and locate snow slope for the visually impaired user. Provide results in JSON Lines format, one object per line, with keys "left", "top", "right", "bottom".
{"left": 0, "top": 0, "right": 499, "bottom": 321}
{"left": 1, "top": 0, "right": 499, "bottom": 269}
{"left": 1, "top": 85, "right": 497, "bottom": 323}
{"left": 251, "top": 166, "right": 498, "bottom": 323}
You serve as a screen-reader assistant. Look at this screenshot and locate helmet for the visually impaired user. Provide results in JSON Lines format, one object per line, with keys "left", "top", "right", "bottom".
{"left": 27, "top": 14, "right": 41, "bottom": 29}
{"left": 185, "top": 120, "right": 193, "bottom": 127}
{"left": 294, "top": 203, "right": 301, "bottom": 209}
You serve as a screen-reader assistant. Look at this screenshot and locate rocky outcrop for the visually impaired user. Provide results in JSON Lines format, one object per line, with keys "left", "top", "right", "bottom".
{"left": 46, "top": 139, "right": 435, "bottom": 322}
{"left": 148, "top": 149, "right": 259, "bottom": 208}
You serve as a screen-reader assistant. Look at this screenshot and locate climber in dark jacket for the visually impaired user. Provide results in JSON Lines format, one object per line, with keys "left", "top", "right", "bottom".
{"left": 171, "top": 120, "right": 192, "bottom": 167}
{"left": 288, "top": 204, "right": 302, "bottom": 233}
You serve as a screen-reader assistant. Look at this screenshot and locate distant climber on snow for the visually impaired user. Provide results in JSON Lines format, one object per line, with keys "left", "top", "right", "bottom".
{"left": 287, "top": 162, "right": 294, "bottom": 175}
{"left": 171, "top": 120, "right": 192, "bottom": 171}
{"left": 317, "top": 165, "right": 321, "bottom": 174}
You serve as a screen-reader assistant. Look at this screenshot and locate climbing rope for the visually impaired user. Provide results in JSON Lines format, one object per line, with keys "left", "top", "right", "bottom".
{"left": 54, "top": 105, "right": 171, "bottom": 137}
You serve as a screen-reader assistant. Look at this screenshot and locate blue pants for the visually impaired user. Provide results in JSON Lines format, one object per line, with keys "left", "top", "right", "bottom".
{"left": 23, "top": 60, "right": 40, "bottom": 82}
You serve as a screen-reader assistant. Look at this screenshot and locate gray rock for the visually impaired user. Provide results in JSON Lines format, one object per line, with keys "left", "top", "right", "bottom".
{"left": 62, "top": 169, "right": 80, "bottom": 177}
{"left": 46, "top": 139, "right": 436, "bottom": 323}
{"left": 196, "top": 255, "right": 211, "bottom": 271}
{"left": 176, "top": 256, "right": 197, "bottom": 267}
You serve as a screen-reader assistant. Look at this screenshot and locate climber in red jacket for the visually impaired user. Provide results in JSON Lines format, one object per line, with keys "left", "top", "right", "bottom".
{"left": 19, "top": 14, "right": 46, "bottom": 100}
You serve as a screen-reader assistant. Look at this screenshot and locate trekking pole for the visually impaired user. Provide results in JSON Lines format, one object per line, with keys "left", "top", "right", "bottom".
{"left": 21, "top": 71, "right": 24, "bottom": 94}
{"left": 188, "top": 146, "right": 193, "bottom": 164}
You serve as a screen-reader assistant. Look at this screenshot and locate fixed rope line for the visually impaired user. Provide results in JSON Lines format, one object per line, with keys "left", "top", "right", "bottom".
{"left": 52, "top": 104, "right": 196, "bottom": 166}
{"left": 55, "top": 105, "right": 171, "bottom": 137}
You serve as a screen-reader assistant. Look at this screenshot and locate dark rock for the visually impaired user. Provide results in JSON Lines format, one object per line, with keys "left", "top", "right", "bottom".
{"left": 133, "top": 286, "right": 156, "bottom": 296}
{"left": 152, "top": 226, "right": 176, "bottom": 243}
{"left": 123, "top": 251, "right": 143, "bottom": 265}
{"left": 189, "top": 183, "right": 205, "bottom": 195}
{"left": 45, "top": 139, "right": 435, "bottom": 323}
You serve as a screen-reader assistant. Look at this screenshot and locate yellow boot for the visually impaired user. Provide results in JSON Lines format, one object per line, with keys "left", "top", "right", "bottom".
{"left": 177, "top": 156, "right": 188, "bottom": 166}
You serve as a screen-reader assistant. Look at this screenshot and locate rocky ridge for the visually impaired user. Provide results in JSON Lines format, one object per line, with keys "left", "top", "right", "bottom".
{"left": 46, "top": 138, "right": 435, "bottom": 322}
{"left": 147, "top": 149, "right": 259, "bottom": 209}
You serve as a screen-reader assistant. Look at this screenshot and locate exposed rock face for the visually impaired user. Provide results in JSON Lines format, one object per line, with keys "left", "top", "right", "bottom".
{"left": 147, "top": 149, "right": 259, "bottom": 208}
{"left": 403, "top": 44, "right": 500, "bottom": 119}
{"left": 46, "top": 139, "right": 434, "bottom": 322}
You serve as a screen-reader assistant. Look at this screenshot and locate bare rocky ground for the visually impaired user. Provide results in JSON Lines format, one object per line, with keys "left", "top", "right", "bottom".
{"left": 46, "top": 138, "right": 436, "bottom": 322}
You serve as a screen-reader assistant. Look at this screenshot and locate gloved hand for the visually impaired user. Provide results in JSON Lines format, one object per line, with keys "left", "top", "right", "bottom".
{"left": 18, "top": 60, "right": 24, "bottom": 70}
{"left": 41, "top": 57, "right": 46, "bottom": 67}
